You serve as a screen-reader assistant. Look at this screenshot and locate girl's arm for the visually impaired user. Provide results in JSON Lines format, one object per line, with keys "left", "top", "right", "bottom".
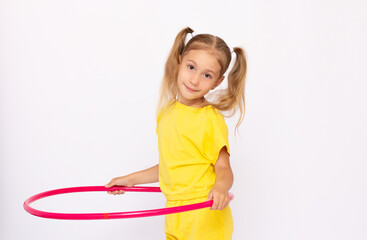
{"left": 207, "top": 147, "right": 234, "bottom": 210}
{"left": 105, "top": 164, "right": 159, "bottom": 195}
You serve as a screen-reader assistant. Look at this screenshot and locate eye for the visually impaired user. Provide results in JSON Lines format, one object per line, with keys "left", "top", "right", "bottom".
{"left": 187, "top": 65, "right": 194, "bottom": 70}
{"left": 204, "top": 73, "right": 212, "bottom": 79}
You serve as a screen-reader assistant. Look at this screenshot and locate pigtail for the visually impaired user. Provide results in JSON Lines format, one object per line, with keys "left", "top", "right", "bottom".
{"left": 213, "top": 47, "right": 247, "bottom": 134}
{"left": 156, "top": 27, "right": 194, "bottom": 116}
{"left": 227, "top": 47, "right": 247, "bottom": 134}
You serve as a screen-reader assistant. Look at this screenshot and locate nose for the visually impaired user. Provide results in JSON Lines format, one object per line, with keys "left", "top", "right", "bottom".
{"left": 190, "top": 73, "right": 200, "bottom": 86}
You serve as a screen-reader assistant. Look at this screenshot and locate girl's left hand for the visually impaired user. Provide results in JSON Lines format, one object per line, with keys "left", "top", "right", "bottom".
{"left": 206, "top": 184, "right": 231, "bottom": 210}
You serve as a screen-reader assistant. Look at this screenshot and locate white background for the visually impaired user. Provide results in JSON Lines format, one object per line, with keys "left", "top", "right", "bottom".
{"left": 1, "top": 0, "right": 366, "bottom": 239}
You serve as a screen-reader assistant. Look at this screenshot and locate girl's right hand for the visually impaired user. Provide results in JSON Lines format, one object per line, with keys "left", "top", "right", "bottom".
{"left": 105, "top": 176, "right": 134, "bottom": 195}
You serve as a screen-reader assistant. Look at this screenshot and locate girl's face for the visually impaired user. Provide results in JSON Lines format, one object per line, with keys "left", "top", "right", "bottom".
{"left": 177, "top": 49, "right": 225, "bottom": 107}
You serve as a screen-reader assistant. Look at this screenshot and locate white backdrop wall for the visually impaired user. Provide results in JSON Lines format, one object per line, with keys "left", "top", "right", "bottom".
{"left": 1, "top": 0, "right": 366, "bottom": 239}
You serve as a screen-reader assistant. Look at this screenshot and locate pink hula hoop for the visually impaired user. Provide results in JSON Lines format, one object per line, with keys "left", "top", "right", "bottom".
{"left": 24, "top": 186, "right": 234, "bottom": 220}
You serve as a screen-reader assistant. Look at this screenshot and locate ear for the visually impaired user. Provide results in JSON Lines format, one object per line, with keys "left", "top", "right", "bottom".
{"left": 212, "top": 76, "right": 225, "bottom": 90}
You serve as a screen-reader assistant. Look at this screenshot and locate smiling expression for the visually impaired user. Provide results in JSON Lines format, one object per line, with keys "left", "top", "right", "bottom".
{"left": 177, "top": 49, "right": 224, "bottom": 107}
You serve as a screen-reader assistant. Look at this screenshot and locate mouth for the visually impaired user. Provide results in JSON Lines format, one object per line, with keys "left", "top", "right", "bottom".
{"left": 184, "top": 84, "right": 198, "bottom": 92}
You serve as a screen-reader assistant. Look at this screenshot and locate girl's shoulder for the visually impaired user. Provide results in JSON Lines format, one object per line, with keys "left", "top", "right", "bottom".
{"left": 200, "top": 99, "right": 225, "bottom": 117}
{"left": 204, "top": 104, "right": 224, "bottom": 117}
{"left": 204, "top": 105, "right": 227, "bottom": 128}
{"left": 156, "top": 100, "right": 175, "bottom": 120}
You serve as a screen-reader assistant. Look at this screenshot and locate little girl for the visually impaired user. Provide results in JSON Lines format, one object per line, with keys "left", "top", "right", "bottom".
{"left": 105, "top": 27, "right": 247, "bottom": 240}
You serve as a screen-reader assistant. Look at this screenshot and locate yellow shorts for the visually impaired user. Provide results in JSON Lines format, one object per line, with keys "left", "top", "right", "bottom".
{"left": 164, "top": 196, "right": 234, "bottom": 240}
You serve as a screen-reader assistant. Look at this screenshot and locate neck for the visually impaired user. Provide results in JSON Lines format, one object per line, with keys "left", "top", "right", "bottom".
{"left": 176, "top": 97, "right": 208, "bottom": 108}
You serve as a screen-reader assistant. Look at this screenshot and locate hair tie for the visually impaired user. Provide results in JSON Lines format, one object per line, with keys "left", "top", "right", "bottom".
{"left": 184, "top": 32, "right": 196, "bottom": 45}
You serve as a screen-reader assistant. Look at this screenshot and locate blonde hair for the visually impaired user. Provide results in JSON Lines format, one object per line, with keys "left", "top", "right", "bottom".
{"left": 157, "top": 27, "right": 247, "bottom": 134}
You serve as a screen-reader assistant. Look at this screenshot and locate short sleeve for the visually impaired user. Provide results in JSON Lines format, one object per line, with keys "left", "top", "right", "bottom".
{"left": 203, "top": 109, "right": 230, "bottom": 165}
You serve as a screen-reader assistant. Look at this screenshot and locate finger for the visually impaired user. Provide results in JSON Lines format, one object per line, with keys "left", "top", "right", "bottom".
{"left": 105, "top": 180, "right": 115, "bottom": 188}
{"left": 221, "top": 200, "right": 228, "bottom": 210}
{"left": 218, "top": 198, "right": 225, "bottom": 210}
{"left": 111, "top": 190, "right": 125, "bottom": 195}
{"left": 221, "top": 199, "right": 228, "bottom": 210}
{"left": 216, "top": 200, "right": 222, "bottom": 210}
{"left": 215, "top": 195, "right": 224, "bottom": 210}
{"left": 222, "top": 197, "right": 230, "bottom": 210}
{"left": 226, "top": 197, "right": 231, "bottom": 207}
{"left": 207, "top": 191, "right": 213, "bottom": 201}
{"left": 223, "top": 197, "right": 230, "bottom": 209}
{"left": 219, "top": 196, "right": 229, "bottom": 210}
{"left": 208, "top": 193, "right": 213, "bottom": 209}
{"left": 211, "top": 198, "right": 219, "bottom": 210}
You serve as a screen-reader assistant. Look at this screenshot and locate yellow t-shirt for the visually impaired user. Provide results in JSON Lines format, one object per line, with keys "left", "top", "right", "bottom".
{"left": 156, "top": 100, "right": 230, "bottom": 201}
